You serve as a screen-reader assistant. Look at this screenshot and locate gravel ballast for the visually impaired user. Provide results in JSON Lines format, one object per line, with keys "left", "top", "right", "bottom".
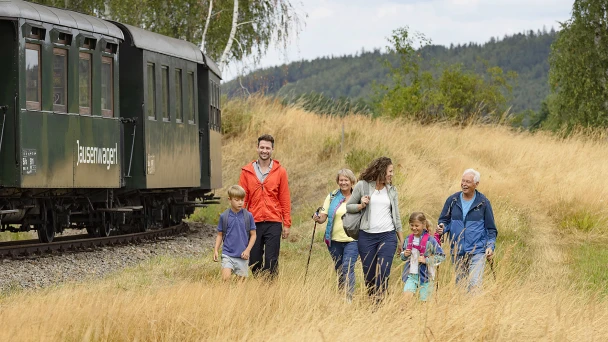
{"left": 0, "top": 222, "right": 217, "bottom": 293}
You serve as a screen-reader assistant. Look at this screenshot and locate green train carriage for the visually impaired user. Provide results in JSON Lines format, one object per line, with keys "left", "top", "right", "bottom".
{"left": 0, "top": 0, "right": 222, "bottom": 242}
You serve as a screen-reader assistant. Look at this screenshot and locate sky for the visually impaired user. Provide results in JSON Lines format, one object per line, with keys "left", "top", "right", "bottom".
{"left": 224, "top": 0, "right": 574, "bottom": 80}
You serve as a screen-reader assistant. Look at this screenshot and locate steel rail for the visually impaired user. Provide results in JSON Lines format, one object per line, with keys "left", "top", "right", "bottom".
{"left": 0, "top": 223, "right": 190, "bottom": 258}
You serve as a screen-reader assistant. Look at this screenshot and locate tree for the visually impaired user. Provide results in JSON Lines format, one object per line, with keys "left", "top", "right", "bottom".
{"left": 374, "top": 27, "right": 515, "bottom": 124}
{"left": 31, "top": 0, "right": 303, "bottom": 73}
{"left": 549, "top": 0, "right": 608, "bottom": 128}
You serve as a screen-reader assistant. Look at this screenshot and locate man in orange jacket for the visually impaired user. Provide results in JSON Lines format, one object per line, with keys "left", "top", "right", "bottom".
{"left": 239, "top": 134, "right": 291, "bottom": 277}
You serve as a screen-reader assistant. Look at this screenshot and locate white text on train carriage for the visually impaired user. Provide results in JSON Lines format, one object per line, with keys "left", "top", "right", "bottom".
{"left": 76, "top": 140, "right": 118, "bottom": 170}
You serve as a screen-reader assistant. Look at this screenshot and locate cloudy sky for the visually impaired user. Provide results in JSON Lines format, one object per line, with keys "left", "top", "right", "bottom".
{"left": 224, "top": 0, "right": 574, "bottom": 80}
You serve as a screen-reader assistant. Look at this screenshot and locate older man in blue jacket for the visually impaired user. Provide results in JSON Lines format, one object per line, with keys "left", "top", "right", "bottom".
{"left": 437, "top": 168, "right": 497, "bottom": 292}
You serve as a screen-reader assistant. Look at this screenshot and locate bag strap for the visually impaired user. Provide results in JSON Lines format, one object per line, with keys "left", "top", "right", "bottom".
{"left": 242, "top": 208, "right": 251, "bottom": 232}
{"left": 406, "top": 233, "right": 430, "bottom": 255}
{"left": 329, "top": 189, "right": 340, "bottom": 202}
{"left": 220, "top": 209, "right": 230, "bottom": 241}
{"left": 419, "top": 233, "right": 430, "bottom": 255}
{"left": 406, "top": 234, "right": 414, "bottom": 249}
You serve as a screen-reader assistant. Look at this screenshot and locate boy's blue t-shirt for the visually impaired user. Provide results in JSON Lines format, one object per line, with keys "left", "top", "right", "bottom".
{"left": 217, "top": 209, "right": 256, "bottom": 257}
{"left": 460, "top": 192, "right": 476, "bottom": 220}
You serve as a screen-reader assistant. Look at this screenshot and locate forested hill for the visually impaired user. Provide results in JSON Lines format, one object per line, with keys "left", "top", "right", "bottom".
{"left": 223, "top": 29, "right": 557, "bottom": 112}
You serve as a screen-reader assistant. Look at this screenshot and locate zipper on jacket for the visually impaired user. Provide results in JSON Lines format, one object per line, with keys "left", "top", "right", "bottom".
{"left": 462, "top": 200, "right": 485, "bottom": 251}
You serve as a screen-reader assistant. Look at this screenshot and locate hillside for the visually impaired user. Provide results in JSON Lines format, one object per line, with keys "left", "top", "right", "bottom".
{"left": 224, "top": 29, "right": 557, "bottom": 112}
{"left": 2, "top": 97, "right": 607, "bottom": 340}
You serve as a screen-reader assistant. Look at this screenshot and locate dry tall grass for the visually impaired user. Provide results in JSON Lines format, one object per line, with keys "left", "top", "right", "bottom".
{"left": 1, "top": 97, "right": 607, "bottom": 341}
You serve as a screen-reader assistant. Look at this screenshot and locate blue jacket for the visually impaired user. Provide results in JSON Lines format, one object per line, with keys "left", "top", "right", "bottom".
{"left": 438, "top": 190, "right": 497, "bottom": 256}
{"left": 400, "top": 233, "right": 445, "bottom": 284}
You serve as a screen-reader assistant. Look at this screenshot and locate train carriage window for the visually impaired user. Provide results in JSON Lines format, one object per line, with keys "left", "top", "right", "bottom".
{"left": 147, "top": 63, "right": 156, "bottom": 120}
{"left": 213, "top": 83, "right": 216, "bottom": 109}
{"left": 82, "top": 37, "right": 96, "bottom": 50}
{"left": 211, "top": 82, "right": 215, "bottom": 108}
{"left": 215, "top": 84, "right": 222, "bottom": 109}
{"left": 187, "top": 72, "right": 195, "bottom": 124}
{"left": 161, "top": 66, "right": 169, "bottom": 122}
{"left": 78, "top": 53, "right": 92, "bottom": 115}
{"left": 25, "top": 43, "right": 41, "bottom": 111}
{"left": 52, "top": 49, "right": 67, "bottom": 113}
{"left": 57, "top": 32, "right": 73, "bottom": 45}
{"left": 101, "top": 57, "right": 113, "bottom": 117}
{"left": 27, "top": 27, "right": 45, "bottom": 40}
{"left": 175, "top": 69, "right": 183, "bottom": 123}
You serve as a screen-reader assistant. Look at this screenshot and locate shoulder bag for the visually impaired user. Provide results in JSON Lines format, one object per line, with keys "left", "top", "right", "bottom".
{"left": 341, "top": 182, "right": 369, "bottom": 240}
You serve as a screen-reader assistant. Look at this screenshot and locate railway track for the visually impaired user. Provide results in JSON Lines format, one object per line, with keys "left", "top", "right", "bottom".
{"left": 0, "top": 223, "right": 190, "bottom": 259}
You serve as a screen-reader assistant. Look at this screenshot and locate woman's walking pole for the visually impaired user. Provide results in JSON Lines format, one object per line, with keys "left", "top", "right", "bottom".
{"left": 305, "top": 207, "right": 323, "bottom": 282}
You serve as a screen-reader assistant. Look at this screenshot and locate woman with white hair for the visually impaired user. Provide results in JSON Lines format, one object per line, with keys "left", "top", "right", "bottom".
{"left": 436, "top": 168, "right": 498, "bottom": 292}
{"left": 313, "top": 168, "right": 359, "bottom": 300}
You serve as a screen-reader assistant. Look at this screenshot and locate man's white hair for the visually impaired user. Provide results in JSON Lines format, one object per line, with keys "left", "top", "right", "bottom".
{"left": 463, "top": 168, "right": 481, "bottom": 183}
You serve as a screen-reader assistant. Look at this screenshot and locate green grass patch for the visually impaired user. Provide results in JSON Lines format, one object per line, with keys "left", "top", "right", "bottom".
{"left": 570, "top": 242, "right": 608, "bottom": 294}
{"left": 559, "top": 209, "right": 606, "bottom": 234}
{"left": 109, "top": 255, "right": 218, "bottom": 291}
{"left": 494, "top": 229, "right": 531, "bottom": 273}
{"left": 489, "top": 200, "right": 533, "bottom": 275}
{"left": 0, "top": 231, "right": 36, "bottom": 242}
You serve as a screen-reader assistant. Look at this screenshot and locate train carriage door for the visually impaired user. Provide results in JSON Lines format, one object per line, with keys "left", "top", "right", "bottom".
{"left": 197, "top": 65, "right": 211, "bottom": 189}
{"left": 0, "top": 20, "right": 18, "bottom": 187}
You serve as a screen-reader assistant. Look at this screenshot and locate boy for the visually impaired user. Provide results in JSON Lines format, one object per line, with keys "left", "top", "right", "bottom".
{"left": 213, "top": 185, "right": 257, "bottom": 280}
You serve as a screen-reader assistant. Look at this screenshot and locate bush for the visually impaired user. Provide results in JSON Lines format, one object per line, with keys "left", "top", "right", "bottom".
{"left": 318, "top": 137, "right": 342, "bottom": 161}
{"left": 345, "top": 148, "right": 386, "bottom": 174}
{"left": 188, "top": 204, "right": 223, "bottom": 225}
{"left": 375, "top": 26, "right": 516, "bottom": 124}
{"left": 221, "top": 98, "right": 253, "bottom": 139}
{"left": 318, "top": 132, "right": 360, "bottom": 161}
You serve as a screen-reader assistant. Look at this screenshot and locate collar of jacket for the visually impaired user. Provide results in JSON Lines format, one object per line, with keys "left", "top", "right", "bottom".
{"left": 367, "top": 180, "right": 396, "bottom": 195}
{"left": 450, "top": 189, "right": 486, "bottom": 208}
{"left": 242, "top": 159, "right": 282, "bottom": 175}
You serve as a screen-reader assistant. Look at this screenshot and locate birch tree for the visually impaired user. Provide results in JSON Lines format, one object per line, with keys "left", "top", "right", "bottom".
{"left": 32, "top": 0, "right": 304, "bottom": 74}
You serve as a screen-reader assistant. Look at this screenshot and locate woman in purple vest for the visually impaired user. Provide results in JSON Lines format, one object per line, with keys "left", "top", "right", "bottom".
{"left": 313, "top": 169, "right": 358, "bottom": 301}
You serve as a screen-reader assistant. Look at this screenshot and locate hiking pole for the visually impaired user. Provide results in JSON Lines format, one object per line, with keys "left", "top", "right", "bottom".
{"left": 488, "top": 258, "right": 497, "bottom": 281}
{"left": 305, "top": 207, "right": 324, "bottom": 283}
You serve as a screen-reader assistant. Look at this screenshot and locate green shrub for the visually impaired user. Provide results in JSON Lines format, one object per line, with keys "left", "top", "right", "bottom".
{"left": 345, "top": 148, "right": 386, "bottom": 174}
{"left": 188, "top": 204, "right": 223, "bottom": 225}
{"left": 318, "top": 137, "right": 342, "bottom": 161}
{"left": 221, "top": 98, "right": 253, "bottom": 139}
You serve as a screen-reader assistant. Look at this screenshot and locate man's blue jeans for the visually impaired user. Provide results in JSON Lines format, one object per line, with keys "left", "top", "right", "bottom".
{"left": 453, "top": 253, "right": 486, "bottom": 292}
{"left": 327, "top": 240, "right": 359, "bottom": 299}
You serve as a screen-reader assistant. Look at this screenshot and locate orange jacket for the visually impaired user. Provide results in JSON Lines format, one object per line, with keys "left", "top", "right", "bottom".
{"left": 239, "top": 160, "right": 292, "bottom": 227}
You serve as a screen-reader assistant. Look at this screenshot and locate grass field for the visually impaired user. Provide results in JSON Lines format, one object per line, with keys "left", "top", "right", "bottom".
{"left": 1, "top": 97, "right": 607, "bottom": 341}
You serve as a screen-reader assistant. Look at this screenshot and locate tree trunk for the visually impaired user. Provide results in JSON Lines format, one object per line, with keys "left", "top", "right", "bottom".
{"left": 219, "top": 0, "right": 239, "bottom": 72}
{"left": 200, "top": 0, "right": 213, "bottom": 52}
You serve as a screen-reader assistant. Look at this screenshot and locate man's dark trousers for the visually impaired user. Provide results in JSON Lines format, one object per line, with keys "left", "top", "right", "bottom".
{"left": 249, "top": 221, "right": 282, "bottom": 277}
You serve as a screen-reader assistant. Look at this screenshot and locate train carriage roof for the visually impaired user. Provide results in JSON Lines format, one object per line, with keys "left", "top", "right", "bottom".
{"left": 0, "top": 0, "right": 124, "bottom": 39}
{"left": 113, "top": 22, "right": 221, "bottom": 79}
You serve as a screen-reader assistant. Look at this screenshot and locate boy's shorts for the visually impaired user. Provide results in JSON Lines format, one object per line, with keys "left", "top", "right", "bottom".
{"left": 221, "top": 254, "right": 249, "bottom": 277}
{"left": 403, "top": 274, "right": 433, "bottom": 301}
